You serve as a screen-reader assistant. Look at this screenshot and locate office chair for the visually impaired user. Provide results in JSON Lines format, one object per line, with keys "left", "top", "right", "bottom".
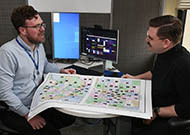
{"left": 0, "top": 101, "right": 20, "bottom": 135}
{"left": 168, "top": 117, "right": 190, "bottom": 135}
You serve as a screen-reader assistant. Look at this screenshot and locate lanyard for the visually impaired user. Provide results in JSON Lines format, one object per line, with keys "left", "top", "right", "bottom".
{"left": 16, "top": 38, "right": 39, "bottom": 74}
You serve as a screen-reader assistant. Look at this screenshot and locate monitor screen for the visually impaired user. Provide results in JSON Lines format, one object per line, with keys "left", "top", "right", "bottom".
{"left": 52, "top": 12, "right": 79, "bottom": 59}
{"left": 81, "top": 27, "right": 119, "bottom": 63}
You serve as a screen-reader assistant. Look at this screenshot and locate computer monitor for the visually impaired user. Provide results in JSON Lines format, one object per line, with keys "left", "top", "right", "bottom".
{"left": 52, "top": 12, "right": 80, "bottom": 60}
{"left": 81, "top": 27, "right": 119, "bottom": 64}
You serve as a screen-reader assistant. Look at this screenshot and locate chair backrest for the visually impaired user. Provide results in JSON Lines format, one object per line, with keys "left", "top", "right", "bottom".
{"left": 0, "top": 119, "right": 19, "bottom": 134}
{"left": 168, "top": 117, "right": 190, "bottom": 135}
{"left": 0, "top": 101, "right": 20, "bottom": 134}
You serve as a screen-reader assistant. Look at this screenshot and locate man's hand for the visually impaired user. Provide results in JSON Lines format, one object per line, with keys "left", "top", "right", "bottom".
{"left": 60, "top": 68, "right": 76, "bottom": 74}
{"left": 25, "top": 114, "right": 46, "bottom": 130}
{"left": 143, "top": 110, "right": 157, "bottom": 125}
{"left": 122, "top": 71, "right": 152, "bottom": 80}
{"left": 122, "top": 73, "right": 136, "bottom": 79}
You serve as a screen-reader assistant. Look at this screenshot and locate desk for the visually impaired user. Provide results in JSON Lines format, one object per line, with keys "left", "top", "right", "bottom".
{"left": 55, "top": 62, "right": 72, "bottom": 69}
{"left": 56, "top": 61, "right": 122, "bottom": 77}
{"left": 55, "top": 61, "right": 104, "bottom": 76}
{"left": 73, "top": 61, "right": 103, "bottom": 69}
{"left": 55, "top": 61, "right": 103, "bottom": 70}
{"left": 56, "top": 108, "right": 116, "bottom": 118}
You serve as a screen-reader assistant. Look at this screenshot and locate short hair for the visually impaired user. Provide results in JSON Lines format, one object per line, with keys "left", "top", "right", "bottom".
{"left": 149, "top": 15, "right": 183, "bottom": 45}
{"left": 11, "top": 5, "right": 38, "bottom": 34}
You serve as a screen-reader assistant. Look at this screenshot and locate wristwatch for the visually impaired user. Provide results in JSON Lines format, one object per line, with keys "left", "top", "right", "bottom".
{"left": 154, "top": 107, "right": 160, "bottom": 117}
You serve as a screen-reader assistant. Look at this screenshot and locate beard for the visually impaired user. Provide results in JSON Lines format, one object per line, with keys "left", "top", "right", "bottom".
{"left": 27, "top": 33, "right": 45, "bottom": 45}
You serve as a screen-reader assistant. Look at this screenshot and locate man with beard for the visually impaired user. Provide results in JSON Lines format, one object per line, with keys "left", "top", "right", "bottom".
{"left": 122, "top": 15, "right": 190, "bottom": 135}
{"left": 0, "top": 5, "right": 76, "bottom": 135}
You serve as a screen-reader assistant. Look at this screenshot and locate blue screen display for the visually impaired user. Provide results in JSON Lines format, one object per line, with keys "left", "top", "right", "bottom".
{"left": 53, "top": 13, "right": 79, "bottom": 59}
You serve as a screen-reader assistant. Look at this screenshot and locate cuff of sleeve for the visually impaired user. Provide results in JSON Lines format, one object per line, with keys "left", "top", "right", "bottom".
{"left": 15, "top": 105, "right": 29, "bottom": 117}
{"left": 51, "top": 66, "right": 60, "bottom": 73}
{"left": 174, "top": 104, "right": 188, "bottom": 118}
{"left": 174, "top": 105, "right": 180, "bottom": 116}
{"left": 54, "top": 66, "right": 61, "bottom": 73}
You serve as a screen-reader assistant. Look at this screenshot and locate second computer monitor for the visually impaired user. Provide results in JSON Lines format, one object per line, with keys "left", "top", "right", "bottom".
{"left": 81, "top": 27, "right": 119, "bottom": 64}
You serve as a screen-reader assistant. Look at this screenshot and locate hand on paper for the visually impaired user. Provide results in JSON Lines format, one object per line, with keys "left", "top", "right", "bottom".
{"left": 122, "top": 73, "right": 136, "bottom": 79}
{"left": 26, "top": 114, "right": 46, "bottom": 130}
{"left": 122, "top": 71, "right": 152, "bottom": 80}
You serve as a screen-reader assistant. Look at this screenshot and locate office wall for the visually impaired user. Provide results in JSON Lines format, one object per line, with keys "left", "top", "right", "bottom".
{"left": 28, "top": 0, "right": 112, "bottom": 13}
{"left": 112, "top": 0, "right": 163, "bottom": 75}
{"left": 182, "top": 10, "right": 190, "bottom": 51}
{"left": 163, "top": 0, "right": 177, "bottom": 16}
{"left": 0, "top": 0, "right": 27, "bottom": 46}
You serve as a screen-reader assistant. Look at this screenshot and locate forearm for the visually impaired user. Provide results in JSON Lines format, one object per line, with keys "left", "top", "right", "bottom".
{"left": 143, "top": 105, "right": 177, "bottom": 125}
{"left": 135, "top": 71, "right": 152, "bottom": 80}
{"left": 44, "top": 59, "right": 60, "bottom": 73}
{"left": 2, "top": 93, "right": 29, "bottom": 116}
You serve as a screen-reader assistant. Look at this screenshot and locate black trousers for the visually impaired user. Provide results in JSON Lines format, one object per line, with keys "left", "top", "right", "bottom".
{"left": 2, "top": 108, "right": 75, "bottom": 135}
{"left": 131, "top": 117, "right": 178, "bottom": 135}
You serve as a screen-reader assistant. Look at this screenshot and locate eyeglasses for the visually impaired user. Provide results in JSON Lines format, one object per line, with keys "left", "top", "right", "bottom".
{"left": 24, "top": 23, "right": 46, "bottom": 30}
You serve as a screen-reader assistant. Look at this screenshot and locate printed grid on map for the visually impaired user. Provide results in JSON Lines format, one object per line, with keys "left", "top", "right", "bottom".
{"left": 84, "top": 77, "right": 144, "bottom": 112}
{"left": 29, "top": 73, "right": 151, "bottom": 120}
{"left": 39, "top": 75, "right": 93, "bottom": 103}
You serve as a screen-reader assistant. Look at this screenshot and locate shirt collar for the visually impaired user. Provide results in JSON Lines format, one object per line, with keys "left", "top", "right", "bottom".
{"left": 157, "top": 44, "right": 182, "bottom": 59}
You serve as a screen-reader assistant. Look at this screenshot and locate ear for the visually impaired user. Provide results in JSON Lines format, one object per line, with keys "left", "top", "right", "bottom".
{"left": 18, "top": 26, "right": 27, "bottom": 36}
{"left": 163, "top": 39, "right": 171, "bottom": 49}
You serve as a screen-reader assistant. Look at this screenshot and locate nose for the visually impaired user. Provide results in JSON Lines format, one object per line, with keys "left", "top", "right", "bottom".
{"left": 146, "top": 36, "right": 149, "bottom": 42}
{"left": 40, "top": 26, "right": 45, "bottom": 31}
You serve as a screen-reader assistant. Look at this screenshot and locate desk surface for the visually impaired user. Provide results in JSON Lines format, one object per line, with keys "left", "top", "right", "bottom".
{"left": 55, "top": 61, "right": 120, "bottom": 76}
{"left": 55, "top": 61, "right": 104, "bottom": 76}
{"left": 73, "top": 61, "right": 103, "bottom": 69}
{"left": 55, "top": 61, "right": 103, "bottom": 69}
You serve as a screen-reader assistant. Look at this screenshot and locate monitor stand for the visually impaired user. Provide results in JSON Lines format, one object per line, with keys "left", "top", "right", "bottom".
{"left": 104, "top": 60, "right": 115, "bottom": 71}
{"left": 103, "top": 60, "right": 122, "bottom": 77}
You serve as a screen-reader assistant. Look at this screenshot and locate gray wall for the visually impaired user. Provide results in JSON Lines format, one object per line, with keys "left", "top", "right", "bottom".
{"left": 112, "top": 0, "right": 163, "bottom": 74}
{"left": 0, "top": 0, "right": 163, "bottom": 75}
{"left": 0, "top": 0, "right": 27, "bottom": 45}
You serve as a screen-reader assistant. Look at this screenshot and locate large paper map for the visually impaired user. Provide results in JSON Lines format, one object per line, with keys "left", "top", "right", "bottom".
{"left": 28, "top": 73, "right": 152, "bottom": 120}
